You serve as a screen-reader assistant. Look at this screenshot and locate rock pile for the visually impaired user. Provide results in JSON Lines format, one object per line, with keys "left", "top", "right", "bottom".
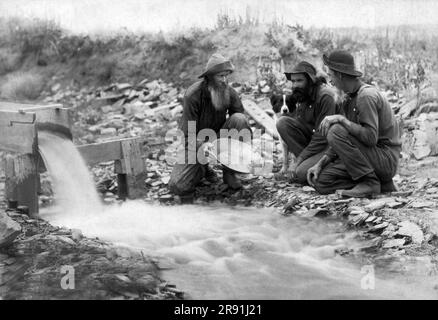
{"left": 0, "top": 208, "right": 183, "bottom": 300}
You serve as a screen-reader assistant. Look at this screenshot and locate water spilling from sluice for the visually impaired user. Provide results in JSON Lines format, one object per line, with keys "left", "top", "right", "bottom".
{"left": 38, "top": 131, "right": 103, "bottom": 214}
{"left": 38, "top": 132, "right": 438, "bottom": 300}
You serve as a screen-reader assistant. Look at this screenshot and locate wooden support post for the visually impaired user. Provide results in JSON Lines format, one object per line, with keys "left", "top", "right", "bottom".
{"left": 114, "top": 159, "right": 128, "bottom": 200}
{"left": 4, "top": 153, "right": 39, "bottom": 217}
{"left": 114, "top": 139, "right": 146, "bottom": 199}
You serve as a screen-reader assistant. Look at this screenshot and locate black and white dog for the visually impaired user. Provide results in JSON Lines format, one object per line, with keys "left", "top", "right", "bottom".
{"left": 269, "top": 93, "right": 297, "bottom": 175}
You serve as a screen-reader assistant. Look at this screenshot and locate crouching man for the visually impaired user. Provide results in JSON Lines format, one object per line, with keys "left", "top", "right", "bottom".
{"left": 168, "top": 53, "right": 251, "bottom": 197}
{"left": 272, "top": 61, "right": 337, "bottom": 182}
{"left": 307, "top": 50, "right": 401, "bottom": 197}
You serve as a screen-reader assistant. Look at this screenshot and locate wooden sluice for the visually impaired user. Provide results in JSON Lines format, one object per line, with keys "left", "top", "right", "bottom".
{"left": 0, "top": 101, "right": 147, "bottom": 217}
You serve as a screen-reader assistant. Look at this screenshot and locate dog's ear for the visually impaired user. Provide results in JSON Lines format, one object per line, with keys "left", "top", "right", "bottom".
{"left": 270, "top": 94, "right": 283, "bottom": 113}
{"left": 285, "top": 95, "right": 297, "bottom": 113}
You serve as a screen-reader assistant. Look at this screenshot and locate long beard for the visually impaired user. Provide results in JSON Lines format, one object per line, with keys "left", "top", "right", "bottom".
{"left": 333, "top": 87, "right": 347, "bottom": 105}
{"left": 208, "top": 84, "right": 230, "bottom": 111}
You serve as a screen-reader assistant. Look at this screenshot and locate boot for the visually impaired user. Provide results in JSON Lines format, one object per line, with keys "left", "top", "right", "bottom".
{"left": 204, "top": 165, "right": 219, "bottom": 183}
{"left": 381, "top": 178, "right": 398, "bottom": 193}
{"left": 339, "top": 172, "right": 381, "bottom": 198}
{"left": 222, "top": 168, "right": 242, "bottom": 190}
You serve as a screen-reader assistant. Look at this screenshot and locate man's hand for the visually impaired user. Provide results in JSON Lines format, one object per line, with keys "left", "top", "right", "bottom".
{"left": 307, "top": 163, "right": 322, "bottom": 187}
{"left": 319, "top": 114, "right": 346, "bottom": 136}
{"left": 274, "top": 162, "right": 298, "bottom": 181}
{"left": 200, "top": 142, "right": 215, "bottom": 162}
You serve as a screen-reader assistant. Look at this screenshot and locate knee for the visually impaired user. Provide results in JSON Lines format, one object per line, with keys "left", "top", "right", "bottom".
{"left": 276, "top": 117, "right": 288, "bottom": 135}
{"left": 295, "top": 164, "right": 308, "bottom": 184}
{"left": 312, "top": 172, "right": 334, "bottom": 195}
{"left": 168, "top": 173, "right": 194, "bottom": 196}
{"left": 229, "top": 113, "right": 248, "bottom": 125}
{"left": 326, "top": 124, "right": 348, "bottom": 145}
{"left": 168, "top": 179, "right": 185, "bottom": 196}
{"left": 276, "top": 117, "right": 297, "bottom": 137}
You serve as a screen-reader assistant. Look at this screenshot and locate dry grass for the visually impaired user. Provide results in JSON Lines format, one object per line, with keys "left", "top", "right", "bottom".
{"left": 0, "top": 48, "right": 21, "bottom": 75}
{"left": 0, "top": 16, "right": 437, "bottom": 92}
{"left": 0, "top": 71, "right": 44, "bottom": 100}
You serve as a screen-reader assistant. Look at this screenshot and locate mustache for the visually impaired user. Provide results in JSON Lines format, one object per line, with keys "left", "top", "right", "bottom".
{"left": 291, "top": 88, "right": 309, "bottom": 101}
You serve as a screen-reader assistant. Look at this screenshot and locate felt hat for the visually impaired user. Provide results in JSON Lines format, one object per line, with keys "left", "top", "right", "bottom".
{"left": 284, "top": 61, "right": 317, "bottom": 83}
{"left": 199, "top": 53, "right": 235, "bottom": 78}
{"left": 322, "top": 50, "right": 363, "bottom": 77}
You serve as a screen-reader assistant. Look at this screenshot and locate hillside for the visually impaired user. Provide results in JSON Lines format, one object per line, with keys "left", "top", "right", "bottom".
{"left": 1, "top": 16, "right": 437, "bottom": 103}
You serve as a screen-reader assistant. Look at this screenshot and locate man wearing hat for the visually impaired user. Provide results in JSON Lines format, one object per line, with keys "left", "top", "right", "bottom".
{"left": 168, "top": 53, "right": 251, "bottom": 197}
{"left": 307, "top": 50, "right": 401, "bottom": 197}
{"left": 272, "top": 61, "right": 337, "bottom": 182}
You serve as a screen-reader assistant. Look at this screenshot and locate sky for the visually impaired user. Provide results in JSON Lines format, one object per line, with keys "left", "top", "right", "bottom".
{"left": 0, "top": 0, "right": 437, "bottom": 34}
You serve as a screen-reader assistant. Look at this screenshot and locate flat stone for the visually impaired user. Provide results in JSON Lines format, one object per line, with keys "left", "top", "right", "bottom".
{"left": 0, "top": 212, "right": 21, "bottom": 248}
{"left": 364, "top": 199, "right": 388, "bottom": 212}
{"left": 100, "top": 128, "right": 117, "bottom": 135}
{"left": 410, "top": 200, "right": 435, "bottom": 209}
{"left": 383, "top": 238, "right": 406, "bottom": 248}
{"left": 396, "top": 221, "right": 424, "bottom": 244}
{"left": 369, "top": 222, "right": 389, "bottom": 232}
{"left": 302, "top": 186, "right": 316, "bottom": 192}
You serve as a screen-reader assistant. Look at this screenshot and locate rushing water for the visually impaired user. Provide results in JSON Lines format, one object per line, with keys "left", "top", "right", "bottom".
{"left": 38, "top": 132, "right": 438, "bottom": 299}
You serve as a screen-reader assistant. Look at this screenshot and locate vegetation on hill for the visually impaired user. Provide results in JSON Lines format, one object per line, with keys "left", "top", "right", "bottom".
{"left": 0, "top": 14, "right": 437, "bottom": 101}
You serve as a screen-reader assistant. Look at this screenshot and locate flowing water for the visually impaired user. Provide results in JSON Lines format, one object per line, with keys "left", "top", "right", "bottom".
{"left": 38, "top": 132, "right": 438, "bottom": 299}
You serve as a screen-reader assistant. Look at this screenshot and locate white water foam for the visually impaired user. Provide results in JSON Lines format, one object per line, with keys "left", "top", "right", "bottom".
{"left": 38, "top": 131, "right": 103, "bottom": 215}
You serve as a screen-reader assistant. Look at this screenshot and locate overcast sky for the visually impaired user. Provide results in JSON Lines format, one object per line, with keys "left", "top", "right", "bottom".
{"left": 1, "top": 0, "right": 437, "bottom": 33}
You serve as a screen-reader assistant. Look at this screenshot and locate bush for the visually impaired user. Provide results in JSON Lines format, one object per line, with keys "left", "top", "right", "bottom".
{"left": 0, "top": 48, "right": 21, "bottom": 74}
{"left": 0, "top": 71, "right": 44, "bottom": 100}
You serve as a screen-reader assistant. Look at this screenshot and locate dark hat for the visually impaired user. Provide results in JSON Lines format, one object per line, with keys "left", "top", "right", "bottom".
{"left": 322, "top": 50, "right": 363, "bottom": 77}
{"left": 284, "top": 61, "right": 317, "bottom": 83}
{"left": 198, "top": 53, "right": 235, "bottom": 78}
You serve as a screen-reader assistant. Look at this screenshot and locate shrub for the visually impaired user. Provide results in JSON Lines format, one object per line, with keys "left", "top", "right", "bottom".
{"left": 0, "top": 71, "right": 44, "bottom": 100}
{"left": 0, "top": 48, "right": 21, "bottom": 74}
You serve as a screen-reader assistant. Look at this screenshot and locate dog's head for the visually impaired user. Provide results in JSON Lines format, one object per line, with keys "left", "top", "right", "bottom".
{"left": 270, "top": 94, "right": 297, "bottom": 114}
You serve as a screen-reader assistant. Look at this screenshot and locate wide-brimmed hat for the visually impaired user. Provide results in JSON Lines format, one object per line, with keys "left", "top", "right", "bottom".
{"left": 322, "top": 50, "right": 363, "bottom": 77}
{"left": 198, "top": 53, "right": 235, "bottom": 78}
{"left": 284, "top": 61, "right": 317, "bottom": 83}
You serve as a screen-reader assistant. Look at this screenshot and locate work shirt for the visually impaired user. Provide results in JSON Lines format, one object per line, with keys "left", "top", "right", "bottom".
{"left": 179, "top": 80, "right": 244, "bottom": 137}
{"left": 273, "top": 84, "right": 338, "bottom": 162}
{"left": 325, "top": 82, "right": 401, "bottom": 160}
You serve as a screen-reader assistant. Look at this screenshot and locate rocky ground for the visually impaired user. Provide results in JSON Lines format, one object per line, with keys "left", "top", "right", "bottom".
{"left": 2, "top": 78, "right": 438, "bottom": 299}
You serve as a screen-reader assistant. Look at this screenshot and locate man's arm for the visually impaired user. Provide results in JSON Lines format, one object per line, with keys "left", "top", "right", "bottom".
{"left": 298, "top": 94, "right": 337, "bottom": 163}
{"left": 228, "top": 88, "right": 245, "bottom": 115}
{"left": 340, "top": 91, "right": 379, "bottom": 147}
{"left": 180, "top": 95, "right": 199, "bottom": 137}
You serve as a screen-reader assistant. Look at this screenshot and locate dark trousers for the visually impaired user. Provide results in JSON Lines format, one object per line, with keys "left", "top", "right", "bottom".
{"left": 276, "top": 116, "right": 312, "bottom": 158}
{"left": 169, "top": 113, "right": 251, "bottom": 195}
{"left": 314, "top": 124, "right": 400, "bottom": 194}
{"left": 276, "top": 116, "right": 324, "bottom": 184}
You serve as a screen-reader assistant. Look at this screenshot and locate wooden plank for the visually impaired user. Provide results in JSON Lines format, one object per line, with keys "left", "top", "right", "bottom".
{"left": 4, "top": 153, "right": 39, "bottom": 217}
{"left": 0, "top": 122, "right": 36, "bottom": 154}
{"left": 0, "top": 101, "right": 70, "bottom": 127}
{"left": 0, "top": 110, "right": 35, "bottom": 126}
{"left": 120, "top": 139, "right": 146, "bottom": 199}
{"left": 121, "top": 139, "right": 144, "bottom": 175}
{"left": 77, "top": 140, "right": 123, "bottom": 166}
{"left": 32, "top": 107, "right": 72, "bottom": 130}
{"left": 242, "top": 98, "right": 279, "bottom": 139}
{"left": 0, "top": 101, "right": 61, "bottom": 111}
{"left": 77, "top": 137, "right": 146, "bottom": 167}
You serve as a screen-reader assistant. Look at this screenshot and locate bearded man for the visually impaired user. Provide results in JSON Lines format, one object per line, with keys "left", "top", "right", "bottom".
{"left": 271, "top": 61, "right": 338, "bottom": 183}
{"left": 168, "top": 53, "right": 251, "bottom": 198}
